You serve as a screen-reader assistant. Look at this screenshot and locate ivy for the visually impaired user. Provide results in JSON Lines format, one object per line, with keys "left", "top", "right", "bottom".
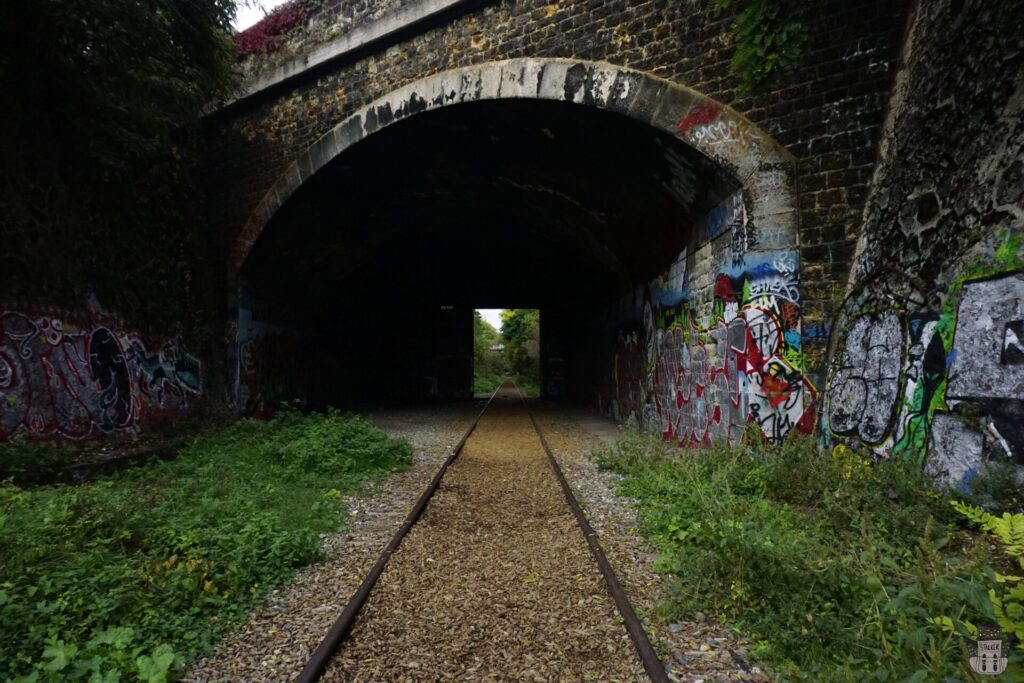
{"left": 710, "top": 0, "right": 807, "bottom": 95}
{"left": 233, "top": 0, "right": 308, "bottom": 60}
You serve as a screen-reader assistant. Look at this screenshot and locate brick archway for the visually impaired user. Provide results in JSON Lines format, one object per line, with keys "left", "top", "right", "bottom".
{"left": 229, "top": 58, "right": 797, "bottom": 273}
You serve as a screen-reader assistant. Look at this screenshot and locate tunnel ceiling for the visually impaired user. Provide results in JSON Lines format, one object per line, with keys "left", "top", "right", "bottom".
{"left": 242, "top": 98, "right": 739, "bottom": 323}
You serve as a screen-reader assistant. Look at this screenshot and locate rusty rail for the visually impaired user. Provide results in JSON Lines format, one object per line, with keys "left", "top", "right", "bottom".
{"left": 522, "top": 395, "right": 670, "bottom": 683}
{"left": 297, "top": 382, "right": 668, "bottom": 682}
{"left": 295, "top": 386, "right": 500, "bottom": 683}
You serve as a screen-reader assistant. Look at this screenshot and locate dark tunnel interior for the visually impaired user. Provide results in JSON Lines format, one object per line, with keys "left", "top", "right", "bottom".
{"left": 239, "top": 98, "right": 739, "bottom": 408}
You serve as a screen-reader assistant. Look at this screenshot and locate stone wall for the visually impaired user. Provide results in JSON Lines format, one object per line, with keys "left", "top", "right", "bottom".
{"left": 205, "top": 0, "right": 907, "bottom": 387}
{"left": 0, "top": 303, "right": 203, "bottom": 442}
{"left": 824, "top": 0, "right": 1024, "bottom": 485}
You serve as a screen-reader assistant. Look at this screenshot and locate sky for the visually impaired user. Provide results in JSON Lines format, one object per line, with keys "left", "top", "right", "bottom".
{"left": 478, "top": 309, "right": 504, "bottom": 331}
{"left": 234, "top": 1, "right": 289, "bottom": 31}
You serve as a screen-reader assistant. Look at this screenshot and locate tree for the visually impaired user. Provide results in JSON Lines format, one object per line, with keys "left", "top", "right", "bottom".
{"left": 0, "top": 0, "right": 237, "bottom": 327}
{"left": 500, "top": 309, "right": 540, "bottom": 395}
{"left": 473, "top": 311, "right": 504, "bottom": 394}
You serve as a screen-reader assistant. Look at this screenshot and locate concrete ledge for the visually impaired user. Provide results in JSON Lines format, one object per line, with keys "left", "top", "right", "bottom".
{"left": 220, "top": 0, "right": 477, "bottom": 110}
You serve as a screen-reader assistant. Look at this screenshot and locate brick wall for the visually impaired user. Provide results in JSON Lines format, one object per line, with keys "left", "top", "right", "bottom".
{"left": 205, "top": 0, "right": 907, "bottom": 380}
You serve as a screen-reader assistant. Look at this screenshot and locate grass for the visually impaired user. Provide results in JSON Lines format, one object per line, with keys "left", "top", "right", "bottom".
{"left": 0, "top": 441, "right": 75, "bottom": 486}
{"left": 474, "top": 370, "right": 505, "bottom": 396}
{"left": 593, "top": 427, "right": 1024, "bottom": 680}
{"left": 0, "top": 408, "right": 412, "bottom": 682}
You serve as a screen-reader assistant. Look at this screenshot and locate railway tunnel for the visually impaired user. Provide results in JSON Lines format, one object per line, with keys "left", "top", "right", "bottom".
{"left": 236, "top": 92, "right": 746, "bottom": 415}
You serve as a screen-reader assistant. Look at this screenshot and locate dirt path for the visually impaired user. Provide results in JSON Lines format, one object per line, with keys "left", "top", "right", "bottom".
{"left": 324, "top": 386, "right": 646, "bottom": 682}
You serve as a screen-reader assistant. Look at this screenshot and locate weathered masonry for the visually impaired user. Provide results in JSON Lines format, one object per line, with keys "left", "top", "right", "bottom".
{"left": 4, "top": 0, "right": 1023, "bottom": 486}
{"left": 204, "top": 0, "right": 906, "bottom": 441}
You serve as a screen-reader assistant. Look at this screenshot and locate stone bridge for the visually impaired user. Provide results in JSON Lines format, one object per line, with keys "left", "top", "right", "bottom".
{"left": 201, "top": 0, "right": 904, "bottom": 441}
{"left": 5, "top": 0, "right": 1023, "bottom": 488}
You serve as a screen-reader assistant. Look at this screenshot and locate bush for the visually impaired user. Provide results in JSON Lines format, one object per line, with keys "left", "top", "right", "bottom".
{"left": 0, "top": 411, "right": 411, "bottom": 681}
{"left": 0, "top": 441, "right": 74, "bottom": 486}
{"left": 594, "top": 430, "right": 1022, "bottom": 679}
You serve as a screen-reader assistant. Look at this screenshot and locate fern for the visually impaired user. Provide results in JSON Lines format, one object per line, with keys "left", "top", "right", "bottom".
{"left": 954, "top": 501, "right": 1024, "bottom": 648}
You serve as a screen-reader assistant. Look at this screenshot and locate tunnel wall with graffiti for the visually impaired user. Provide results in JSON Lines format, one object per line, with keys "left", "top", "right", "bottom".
{"left": 0, "top": 305, "right": 203, "bottom": 441}
{"left": 823, "top": 1, "right": 1024, "bottom": 487}
{"left": 600, "top": 188, "right": 817, "bottom": 445}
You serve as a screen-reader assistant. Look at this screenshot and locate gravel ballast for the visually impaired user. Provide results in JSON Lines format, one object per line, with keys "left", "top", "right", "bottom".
{"left": 184, "top": 403, "right": 480, "bottom": 682}
{"left": 532, "top": 402, "right": 768, "bottom": 683}
{"left": 324, "top": 387, "right": 646, "bottom": 682}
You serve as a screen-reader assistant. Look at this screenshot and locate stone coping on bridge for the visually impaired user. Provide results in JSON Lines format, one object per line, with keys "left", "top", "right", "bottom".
{"left": 230, "top": 58, "right": 798, "bottom": 273}
{"left": 220, "top": 0, "right": 476, "bottom": 109}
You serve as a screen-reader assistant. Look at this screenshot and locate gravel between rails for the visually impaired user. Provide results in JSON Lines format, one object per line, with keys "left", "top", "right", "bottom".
{"left": 323, "top": 388, "right": 647, "bottom": 682}
{"left": 530, "top": 402, "right": 769, "bottom": 683}
{"left": 184, "top": 403, "right": 481, "bottom": 683}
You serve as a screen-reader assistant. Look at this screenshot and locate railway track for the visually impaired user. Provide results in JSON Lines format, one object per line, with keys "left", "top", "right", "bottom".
{"left": 297, "top": 381, "right": 668, "bottom": 682}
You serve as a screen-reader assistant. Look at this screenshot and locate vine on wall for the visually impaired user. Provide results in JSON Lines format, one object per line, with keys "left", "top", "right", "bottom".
{"left": 710, "top": 0, "right": 806, "bottom": 94}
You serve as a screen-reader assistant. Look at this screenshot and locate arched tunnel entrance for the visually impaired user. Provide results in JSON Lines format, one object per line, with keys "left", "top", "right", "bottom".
{"left": 232, "top": 60, "right": 808, "bottom": 444}
{"left": 238, "top": 97, "right": 737, "bottom": 410}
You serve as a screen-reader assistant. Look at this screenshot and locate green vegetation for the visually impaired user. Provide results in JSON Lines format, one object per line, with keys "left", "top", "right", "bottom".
{"left": 0, "top": 410, "right": 412, "bottom": 681}
{"left": 0, "top": 441, "right": 75, "bottom": 487}
{"left": 710, "top": 0, "right": 806, "bottom": 95}
{"left": 500, "top": 309, "right": 541, "bottom": 398}
{"left": 474, "top": 311, "right": 505, "bottom": 396}
{"left": 955, "top": 502, "right": 1024, "bottom": 655}
{"left": 1, "top": 0, "right": 238, "bottom": 329}
{"left": 594, "top": 430, "right": 1024, "bottom": 680}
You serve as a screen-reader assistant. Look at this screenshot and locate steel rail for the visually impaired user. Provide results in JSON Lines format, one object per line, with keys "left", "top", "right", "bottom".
{"left": 295, "top": 385, "right": 501, "bottom": 683}
{"left": 521, "top": 393, "right": 670, "bottom": 683}
{"left": 297, "top": 382, "right": 668, "bottom": 682}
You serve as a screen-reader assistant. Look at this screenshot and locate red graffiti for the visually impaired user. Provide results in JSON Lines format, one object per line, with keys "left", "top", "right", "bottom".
{"left": 677, "top": 102, "right": 721, "bottom": 135}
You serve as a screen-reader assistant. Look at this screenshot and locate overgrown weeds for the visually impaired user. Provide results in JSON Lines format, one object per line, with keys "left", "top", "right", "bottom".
{"left": 593, "top": 428, "right": 1023, "bottom": 680}
{"left": 0, "top": 409, "right": 412, "bottom": 681}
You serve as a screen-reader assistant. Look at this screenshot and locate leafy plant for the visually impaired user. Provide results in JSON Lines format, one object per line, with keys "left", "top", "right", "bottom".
{"left": 233, "top": 0, "right": 308, "bottom": 59}
{"left": 710, "top": 0, "right": 806, "bottom": 95}
{"left": 593, "top": 430, "right": 1020, "bottom": 679}
{"left": 955, "top": 501, "right": 1024, "bottom": 652}
{"left": 501, "top": 309, "right": 541, "bottom": 397}
{"left": 0, "top": 411, "right": 411, "bottom": 680}
{"left": 0, "top": 0, "right": 237, "bottom": 330}
{"left": 0, "top": 441, "right": 74, "bottom": 486}
{"left": 474, "top": 311, "right": 505, "bottom": 395}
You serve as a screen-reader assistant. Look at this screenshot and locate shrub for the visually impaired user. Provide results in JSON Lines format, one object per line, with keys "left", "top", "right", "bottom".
{"left": 0, "top": 411, "right": 411, "bottom": 681}
{"left": 594, "top": 430, "right": 1022, "bottom": 679}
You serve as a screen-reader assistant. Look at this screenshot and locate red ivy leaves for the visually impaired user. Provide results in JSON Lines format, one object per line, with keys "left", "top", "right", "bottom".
{"left": 233, "top": 0, "right": 307, "bottom": 60}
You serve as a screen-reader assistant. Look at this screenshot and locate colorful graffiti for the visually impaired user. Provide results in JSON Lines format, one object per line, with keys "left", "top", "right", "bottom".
{"left": 825, "top": 232, "right": 1024, "bottom": 487}
{"left": 607, "top": 205, "right": 816, "bottom": 445}
{"left": 0, "top": 311, "right": 201, "bottom": 440}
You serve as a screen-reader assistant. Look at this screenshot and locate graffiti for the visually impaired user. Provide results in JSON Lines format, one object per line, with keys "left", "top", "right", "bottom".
{"left": 611, "top": 330, "right": 645, "bottom": 424}
{"left": 0, "top": 311, "right": 202, "bottom": 441}
{"left": 676, "top": 102, "right": 721, "bottom": 135}
{"left": 609, "top": 253, "right": 815, "bottom": 445}
{"left": 948, "top": 272, "right": 1024, "bottom": 400}
{"left": 746, "top": 256, "right": 800, "bottom": 305}
{"left": 826, "top": 250, "right": 1024, "bottom": 485}
{"left": 926, "top": 413, "right": 985, "bottom": 488}
{"left": 703, "top": 191, "right": 745, "bottom": 241}
{"left": 827, "top": 311, "right": 902, "bottom": 445}
{"left": 1003, "top": 321, "right": 1024, "bottom": 365}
